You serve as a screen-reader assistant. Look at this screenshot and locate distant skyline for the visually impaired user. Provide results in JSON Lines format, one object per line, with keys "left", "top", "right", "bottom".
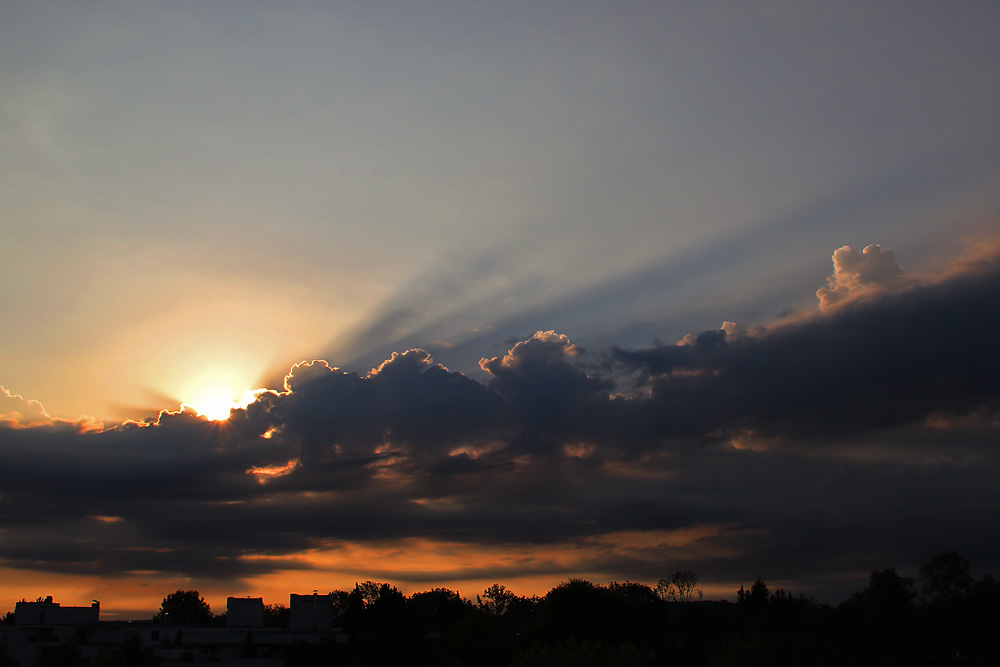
{"left": 2, "top": 1, "right": 1000, "bottom": 619}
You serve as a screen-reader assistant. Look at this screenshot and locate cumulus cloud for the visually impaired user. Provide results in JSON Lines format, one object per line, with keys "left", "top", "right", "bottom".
{"left": 816, "top": 244, "right": 913, "bottom": 310}
{"left": 1, "top": 243, "right": 1000, "bottom": 600}
{"left": 617, "top": 248, "right": 1000, "bottom": 441}
{"left": 0, "top": 386, "right": 51, "bottom": 427}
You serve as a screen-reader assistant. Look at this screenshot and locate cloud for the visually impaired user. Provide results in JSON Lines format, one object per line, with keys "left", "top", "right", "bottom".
{"left": 1, "top": 242, "right": 1000, "bottom": 601}
{"left": 816, "top": 244, "right": 914, "bottom": 310}
{"left": 0, "top": 386, "right": 51, "bottom": 427}
{"left": 616, "top": 242, "right": 1000, "bottom": 442}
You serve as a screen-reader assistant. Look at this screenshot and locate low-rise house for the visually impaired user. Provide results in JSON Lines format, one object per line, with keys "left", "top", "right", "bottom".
{"left": 1, "top": 594, "right": 343, "bottom": 666}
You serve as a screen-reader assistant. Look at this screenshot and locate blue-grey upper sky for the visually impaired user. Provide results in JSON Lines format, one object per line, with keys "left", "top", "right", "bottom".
{"left": 4, "top": 1, "right": 999, "bottom": 418}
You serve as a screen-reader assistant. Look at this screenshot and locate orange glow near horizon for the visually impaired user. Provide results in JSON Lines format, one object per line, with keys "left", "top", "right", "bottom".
{"left": 0, "top": 526, "right": 740, "bottom": 620}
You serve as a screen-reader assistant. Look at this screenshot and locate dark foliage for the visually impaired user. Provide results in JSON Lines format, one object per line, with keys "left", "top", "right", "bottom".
{"left": 342, "top": 581, "right": 423, "bottom": 665}
{"left": 839, "top": 568, "right": 918, "bottom": 657}
{"left": 657, "top": 570, "right": 703, "bottom": 602}
{"left": 919, "top": 551, "right": 974, "bottom": 602}
{"left": 262, "top": 603, "right": 289, "bottom": 628}
{"left": 153, "top": 590, "right": 214, "bottom": 626}
{"left": 521, "top": 579, "right": 667, "bottom": 662}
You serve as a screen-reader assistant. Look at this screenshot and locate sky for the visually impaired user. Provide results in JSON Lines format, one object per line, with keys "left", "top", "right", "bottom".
{"left": 2, "top": 1, "right": 1000, "bottom": 618}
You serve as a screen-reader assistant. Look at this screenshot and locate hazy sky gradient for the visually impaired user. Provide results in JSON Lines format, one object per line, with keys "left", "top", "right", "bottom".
{"left": 2, "top": 1, "right": 1000, "bottom": 617}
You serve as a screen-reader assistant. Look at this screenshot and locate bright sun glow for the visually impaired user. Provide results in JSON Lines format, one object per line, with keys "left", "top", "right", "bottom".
{"left": 184, "top": 388, "right": 261, "bottom": 421}
{"left": 184, "top": 391, "right": 238, "bottom": 421}
{"left": 174, "top": 357, "right": 265, "bottom": 421}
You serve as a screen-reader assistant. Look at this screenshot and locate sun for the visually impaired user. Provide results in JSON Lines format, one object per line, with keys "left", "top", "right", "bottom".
{"left": 185, "top": 388, "right": 240, "bottom": 421}
{"left": 173, "top": 358, "right": 264, "bottom": 421}
{"left": 184, "top": 387, "right": 263, "bottom": 421}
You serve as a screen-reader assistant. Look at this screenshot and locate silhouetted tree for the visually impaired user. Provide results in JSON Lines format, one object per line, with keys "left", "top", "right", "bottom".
{"left": 153, "top": 590, "right": 213, "bottom": 626}
{"left": 528, "top": 580, "right": 615, "bottom": 645}
{"left": 327, "top": 589, "right": 351, "bottom": 623}
{"left": 410, "top": 587, "right": 471, "bottom": 632}
{"left": 919, "top": 551, "right": 974, "bottom": 602}
{"left": 736, "top": 579, "right": 769, "bottom": 608}
{"left": 607, "top": 581, "right": 668, "bottom": 651}
{"left": 716, "top": 581, "right": 843, "bottom": 666}
{"left": 917, "top": 552, "right": 996, "bottom": 658}
{"left": 353, "top": 580, "right": 384, "bottom": 607}
{"left": 657, "top": 570, "right": 703, "bottom": 602}
{"left": 526, "top": 580, "right": 664, "bottom": 653}
{"left": 479, "top": 583, "right": 517, "bottom": 616}
{"left": 839, "top": 568, "right": 917, "bottom": 657}
{"left": 478, "top": 583, "right": 537, "bottom": 631}
{"left": 408, "top": 588, "right": 474, "bottom": 665}
{"left": 262, "top": 603, "right": 288, "bottom": 628}
{"left": 367, "top": 583, "right": 411, "bottom": 631}
{"left": 344, "top": 582, "right": 421, "bottom": 666}
{"left": 844, "top": 568, "right": 916, "bottom": 614}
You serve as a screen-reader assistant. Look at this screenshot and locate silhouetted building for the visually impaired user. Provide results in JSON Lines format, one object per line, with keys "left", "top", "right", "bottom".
{"left": 289, "top": 592, "right": 335, "bottom": 632}
{"left": 2, "top": 597, "right": 101, "bottom": 666}
{"left": 226, "top": 596, "right": 264, "bottom": 627}
{"left": 2, "top": 593, "right": 342, "bottom": 666}
{"left": 14, "top": 596, "right": 99, "bottom": 625}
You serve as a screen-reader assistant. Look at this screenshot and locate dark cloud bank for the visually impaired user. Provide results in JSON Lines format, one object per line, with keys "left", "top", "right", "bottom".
{"left": 2, "top": 243, "right": 999, "bottom": 602}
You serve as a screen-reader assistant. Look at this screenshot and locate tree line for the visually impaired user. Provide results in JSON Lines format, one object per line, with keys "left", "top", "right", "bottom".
{"left": 3, "top": 552, "right": 999, "bottom": 666}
